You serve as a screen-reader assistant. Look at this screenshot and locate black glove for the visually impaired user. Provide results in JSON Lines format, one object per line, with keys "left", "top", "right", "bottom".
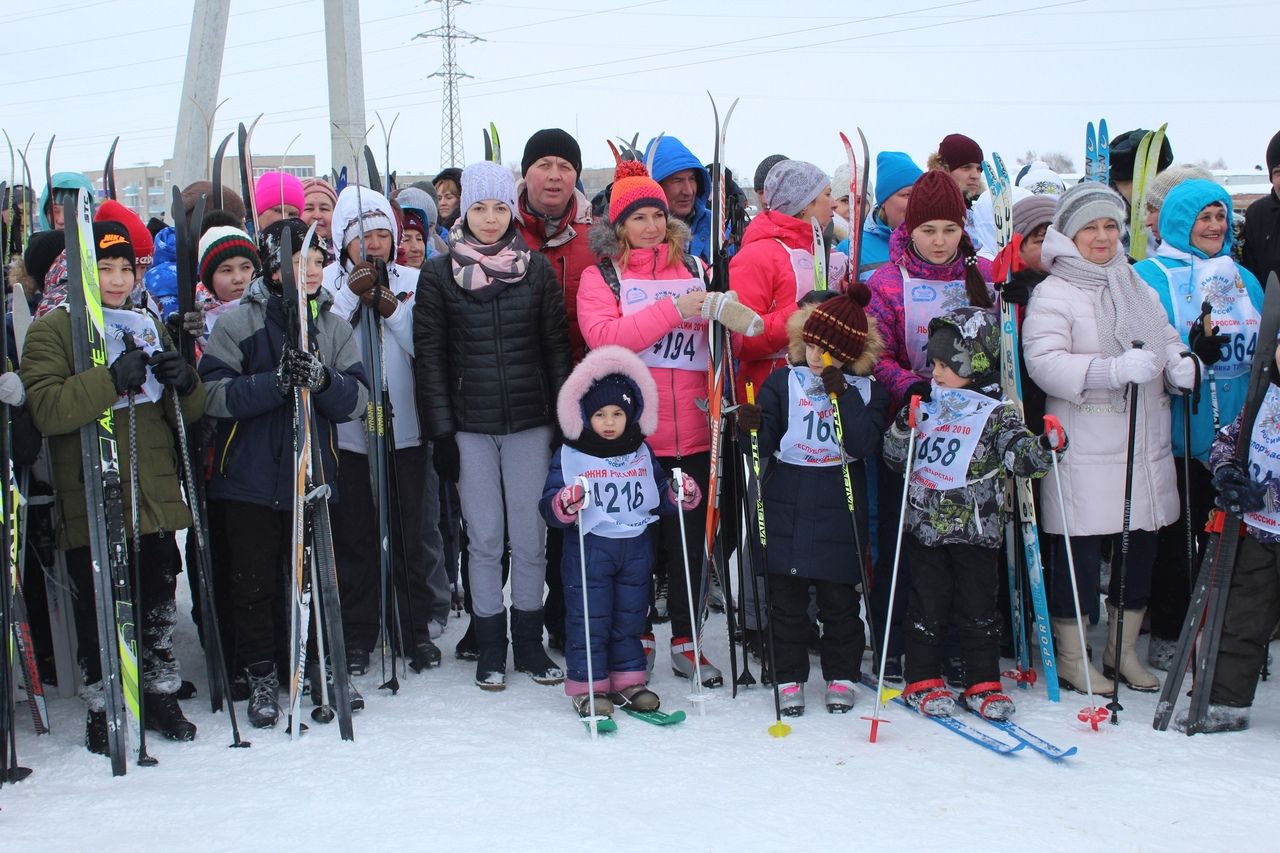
{"left": 1189, "top": 312, "right": 1228, "bottom": 367}
{"left": 275, "top": 346, "right": 330, "bottom": 396}
{"left": 820, "top": 365, "right": 849, "bottom": 397}
{"left": 904, "top": 379, "right": 933, "bottom": 405}
{"left": 1212, "top": 461, "right": 1268, "bottom": 514}
{"left": 432, "top": 435, "right": 460, "bottom": 484}
{"left": 149, "top": 350, "right": 197, "bottom": 395}
{"left": 108, "top": 345, "right": 150, "bottom": 395}
{"left": 736, "top": 402, "right": 762, "bottom": 433}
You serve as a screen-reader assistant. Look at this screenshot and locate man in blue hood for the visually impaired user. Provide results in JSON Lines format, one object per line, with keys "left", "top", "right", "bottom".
{"left": 644, "top": 136, "right": 713, "bottom": 263}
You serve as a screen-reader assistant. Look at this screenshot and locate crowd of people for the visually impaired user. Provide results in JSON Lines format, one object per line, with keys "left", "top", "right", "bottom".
{"left": 3, "top": 121, "right": 1280, "bottom": 759}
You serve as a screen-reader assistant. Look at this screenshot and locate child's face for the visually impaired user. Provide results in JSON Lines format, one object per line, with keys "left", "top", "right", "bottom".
{"left": 590, "top": 404, "right": 628, "bottom": 440}
{"left": 931, "top": 358, "right": 970, "bottom": 389}
{"left": 97, "top": 258, "right": 135, "bottom": 308}
{"left": 804, "top": 343, "right": 844, "bottom": 372}
{"left": 212, "top": 257, "right": 256, "bottom": 303}
{"left": 304, "top": 247, "right": 325, "bottom": 294}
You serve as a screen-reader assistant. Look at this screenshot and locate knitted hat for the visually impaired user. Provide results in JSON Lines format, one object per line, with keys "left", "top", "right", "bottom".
{"left": 904, "top": 169, "right": 968, "bottom": 232}
{"left": 801, "top": 285, "right": 872, "bottom": 365}
{"left": 1109, "top": 129, "right": 1174, "bottom": 183}
{"left": 182, "top": 180, "right": 245, "bottom": 223}
{"left": 1015, "top": 161, "right": 1066, "bottom": 196}
{"left": 608, "top": 160, "right": 668, "bottom": 224}
{"left": 333, "top": 185, "right": 398, "bottom": 259}
{"left": 753, "top": 154, "right": 789, "bottom": 193}
{"left": 23, "top": 229, "right": 65, "bottom": 287}
{"left": 402, "top": 210, "right": 427, "bottom": 243}
{"left": 938, "top": 133, "right": 983, "bottom": 168}
{"left": 926, "top": 307, "right": 1000, "bottom": 383}
{"left": 460, "top": 161, "right": 517, "bottom": 214}
{"left": 93, "top": 199, "right": 153, "bottom": 266}
{"left": 198, "top": 224, "right": 260, "bottom": 287}
{"left": 1052, "top": 181, "right": 1126, "bottom": 240}
{"left": 763, "top": 160, "right": 830, "bottom": 218}
{"left": 257, "top": 217, "right": 310, "bottom": 281}
{"left": 1145, "top": 163, "right": 1214, "bottom": 212}
{"left": 831, "top": 163, "right": 851, "bottom": 201}
{"left": 255, "top": 171, "right": 306, "bottom": 217}
{"left": 301, "top": 177, "right": 337, "bottom": 207}
{"left": 93, "top": 221, "right": 134, "bottom": 267}
{"left": 395, "top": 186, "right": 439, "bottom": 228}
{"left": 1268, "top": 130, "right": 1280, "bottom": 173}
{"left": 521, "top": 128, "right": 582, "bottom": 176}
{"left": 875, "top": 151, "right": 923, "bottom": 206}
{"left": 580, "top": 373, "right": 640, "bottom": 424}
{"left": 1012, "top": 194, "right": 1058, "bottom": 238}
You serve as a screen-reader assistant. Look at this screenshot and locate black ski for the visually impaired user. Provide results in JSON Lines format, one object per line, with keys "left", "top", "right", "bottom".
{"left": 210, "top": 131, "right": 233, "bottom": 211}
{"left": 103, "top": 136, "right": 119, "bottom": 201}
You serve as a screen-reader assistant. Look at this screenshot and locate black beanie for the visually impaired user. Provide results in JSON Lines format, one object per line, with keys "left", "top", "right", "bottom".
{"left": 1109, "top": 129, "right": 1174, "bottom": 183}
{"left": 521, "top": 129, "right": 582, "bottom": 177}
{"left": 1267, "top": 130, "right": 1280, "bottom": 173}
{"left": 22, "top": 230, "right": 65, "bottom": 287}
{"left": 258, "top": 217, "right": 311, "bottom": 281}
{"left": 93, "top": 221, "right": 135, "bottom": 268}
{"left": 754, "top": 154, "right": 789, "bottom": 193}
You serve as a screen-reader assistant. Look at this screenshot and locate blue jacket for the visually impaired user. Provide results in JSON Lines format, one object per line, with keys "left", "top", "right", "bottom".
{"left": 645, "top": 136, "right": 712, "bottom": 264}
{"left": 837, "top": 211, "right": 893, "bottom": 281}
{"left": 143, "top": 226, "right": 179, "bottom": 321}
{"left": 1135, "top": 179, "right": 1264, "bottom": 461}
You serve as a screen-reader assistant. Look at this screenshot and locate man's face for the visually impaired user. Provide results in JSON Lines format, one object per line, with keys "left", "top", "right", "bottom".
{"left": 524, "top": 156, "right": 577, "bottom": 216}
{"left": 659, "top": 169, "right": 700, "bottom": 219}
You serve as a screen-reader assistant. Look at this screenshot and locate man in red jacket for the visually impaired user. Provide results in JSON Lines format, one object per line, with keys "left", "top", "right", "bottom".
{"left": 514, "top": 128, "right": 596, "bottom": 365}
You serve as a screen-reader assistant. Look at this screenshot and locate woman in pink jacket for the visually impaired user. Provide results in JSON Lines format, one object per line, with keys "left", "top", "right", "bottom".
{"left": 577, "top": 159, "right": 761, "bottom": 688}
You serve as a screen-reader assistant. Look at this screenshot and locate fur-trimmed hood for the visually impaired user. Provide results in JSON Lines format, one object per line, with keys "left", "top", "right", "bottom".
{"left": 785, "top": 301, "right": 883, "bottom": 377}
{"left": 557, "top": 344, "right": 659, "bottom": 439}
{"left": 587, "top": 216, "right": 692, "bottom": 261}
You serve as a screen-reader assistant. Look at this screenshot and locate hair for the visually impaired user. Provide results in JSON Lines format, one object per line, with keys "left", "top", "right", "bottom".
{"left": 434, "top": 177, "right": 460, "bottom": 196}
{"left": 200, "top": 208, "right": 243, "bottom": 237}
{"left": 959, "top": 232, "right": 992, "bottom": 308}
{"left": 613, "top": 215, "right": 685, "bottom": 271}
{"left": 1027, "top": 223, "right": 1049, "bottom": 241}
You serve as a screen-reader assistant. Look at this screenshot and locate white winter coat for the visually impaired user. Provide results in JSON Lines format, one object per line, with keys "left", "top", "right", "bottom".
{"left": 1022, "top": 230, "right": 1197, "bottom": 536}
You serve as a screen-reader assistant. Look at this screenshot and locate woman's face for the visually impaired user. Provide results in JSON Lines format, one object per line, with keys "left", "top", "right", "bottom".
{"left": 621, "top": 207, "right": 667, "bottom": 249}
{"left": 796, "top": 186, "right": 834, "bottom": 230}
{"left": 910, "top": 220, "right": 962, "bottom": 265}
{"left": 1071, "top": 217, "right": 1121, "bottom": 264}
{"left": 465, "top": 201, "right": 512, "bottom": 245}
{"left": 402, "top": 230, "right": 426, "bottom": 268}
{"left": 435, "top": 181, "right": 459, "bottom": 220}
{"left": 304, "top": 192, "right": 334, "bottom": 239}
{"left": 1190, "top": 203, "right": 1229, "bottom": 257}
{"left": 1020, "top": 224, "right": 1048, "bottom": 273}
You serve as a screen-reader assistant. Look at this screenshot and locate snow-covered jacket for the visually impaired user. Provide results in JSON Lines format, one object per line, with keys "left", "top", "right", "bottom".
{"left": 645, "top": 135, "right": 712, "bottom": 264}
{"left": 728, "top": 210, "right": 819, "bottom": 402}
{"left": 514, "top": 185, "right": 596, "bottom": 363}
{"left": 1022, "top": 229, "right": 1193, "bottom": 536}
{"left": 1135, "top": 179, "right": 1264, "bottom": 462}
{"left": 865, "top": 225, "right": 995, "bottom": 417}
{"left": 577, "top": 220, "right": 711, "bottom": 458}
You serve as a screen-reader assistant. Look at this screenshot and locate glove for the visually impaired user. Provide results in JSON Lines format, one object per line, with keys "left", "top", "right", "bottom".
{"left": 673, "top": 473, "right": 702, "bottom": 510}
{"left": 0, "top": 371, "right": 25, "bottom": 406}
{"left": 1108, "top": 347, "right": 1160, "bottom": 388}
{"left": 108, "top": 345, "right": 150, "bottom": 395}
{"left": 183, "top": 309, "right": 206, "bottom": 339}
{"left": 275, "top": 346, "right": 330, "bottom": 396}
{"left": 1188, "top": 311, "right": 1228, "bottom": 367}
{"left": 904, "top": 379, "right": 932, "bottom": 406}
{"left": 991, "top": 233, "right": 1026, "bottom": 287}
{"left": 347, "top": 261, "right": 380, "bottom": 300}
{"left": 1212, "top": 460, "right": 1269, "bottom": 514}
{"left": 820, "top": 364, "right": 848, "bottom": 397}
{"left": 1039, "top": 414, "right": 1068, "bottom": 453}
{"left": 432, "top": 435, "right": 460, "bottom": 484}
{"left": 558, "top": 483, "right": 586, "bottom": 515}
{"left": 736, "top": 402, "right": 762, "bottom": 433}
{"left": 149, "top": 350, "right": 197, "bottom": 395}
{"left": 702, "top": 291, "right": 764, "bottom": 336}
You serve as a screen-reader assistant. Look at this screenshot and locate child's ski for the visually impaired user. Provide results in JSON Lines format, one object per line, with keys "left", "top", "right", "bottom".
{"left": 858, "top": 675, "right": 1024, "bottom": 754}
{"left": 980, "top": 717, "right": 1077, "bottom": 760}
{"left": 622, "top": 708, "right": 687, "bottom": 726}
{"left": 581, "top": 717, "right": 618, "bottom": 735}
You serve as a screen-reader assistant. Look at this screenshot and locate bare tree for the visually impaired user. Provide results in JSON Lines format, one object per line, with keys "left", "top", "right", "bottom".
{"left": 1041, "top": 151, "right": 1075, "bottom": 173}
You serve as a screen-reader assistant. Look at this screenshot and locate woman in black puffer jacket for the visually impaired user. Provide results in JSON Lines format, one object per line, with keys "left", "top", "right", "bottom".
{"left": 414, "top": 161, "right": 572, "bottom": 692}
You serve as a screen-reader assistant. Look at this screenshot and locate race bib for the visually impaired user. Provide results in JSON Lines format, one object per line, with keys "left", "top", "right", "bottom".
{"left": 618, "top": 273, "right": 710, "bottom": 372}
{"left": 1160, "top": 255, "right": 1259, "bottom": 380}
{"left": 776, "top": 366, "right": 872, "bottom": 467}
{"left": 900, "top": 266, "right": 971, "bottom": 375}
{"left": 1244, "top": 386, "right": 1280, "bottom": 534}
{"left": 559, "top": 445, "right": 660, "bottom": 539}
{"left": 910, "top": 386, "right": 1001, "bottom": 489}
{"left": 103, "top": 308, "right": 164, "bottom": 409}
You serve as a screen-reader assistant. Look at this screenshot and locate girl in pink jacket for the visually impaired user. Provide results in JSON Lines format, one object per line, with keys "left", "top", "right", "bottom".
{"left": 577, "top": 158, "right": 760, "bottom": 687}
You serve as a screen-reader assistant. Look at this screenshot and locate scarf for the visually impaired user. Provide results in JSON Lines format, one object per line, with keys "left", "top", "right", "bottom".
{"left": 565, "top": 422, "right": 645, "bottom": 458}
{"left": 449, "top": 228, "right": 531, "bottom": 292}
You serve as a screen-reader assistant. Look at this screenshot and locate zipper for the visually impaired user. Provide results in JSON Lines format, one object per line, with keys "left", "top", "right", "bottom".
{"left": 494, "top": 299, "right": 509, "bottom": 433}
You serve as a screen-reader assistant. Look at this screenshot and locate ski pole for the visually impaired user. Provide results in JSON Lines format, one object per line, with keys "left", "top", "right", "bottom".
{"left": 821, "top": 353, "right": 877, "bottom": 663}
{"left": 866, "top": 395, "right": 921, "bottom": 743}
{"left": 1109, "top": 340, "right": 1144, "bottom": 723}
{"left": 744, "top": 381, "right": 789, "bottom": 737}
{"left": 673, "top": 466, "right": 706, "bottom": 714}
{"left": 310, "top": 551, "right": 335, "bottom": 725}
{"left": 1200, "top": 302, "right": 1220, "bottom": 433}
{"left": 1044, "top": 415, "right": 1108, "bottom": 730}
{"left": 123, "top": 336, "right": 157, "bottom": 768}
{"left": 574, "top": 477, "right": 605, "bottom": 740}
{"left": 1181, "top": 352, "right": 1202, "bottom": 592}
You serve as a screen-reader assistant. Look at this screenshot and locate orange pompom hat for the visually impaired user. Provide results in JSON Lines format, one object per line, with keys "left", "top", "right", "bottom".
{"left": 608, "top": 159, "right": 668, "bottom": 225}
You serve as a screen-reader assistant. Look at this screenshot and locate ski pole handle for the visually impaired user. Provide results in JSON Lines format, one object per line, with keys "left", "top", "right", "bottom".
{"left": 672, "top": 467, "right": 684, "bottom": 502}
{"left": 908, "top": 395, "right": 922, "bottom": 429}
{"left": 820, "top": 352, "right": 838, "bottom": 400}
{"left": 1043, "top": 414, "right": 1067, "bottom": 452}
{"left": 575, "top": 476, "right": 590, "bottom": 510}
{"left": 745, "top": 380, "right": 755, "bottom": 406}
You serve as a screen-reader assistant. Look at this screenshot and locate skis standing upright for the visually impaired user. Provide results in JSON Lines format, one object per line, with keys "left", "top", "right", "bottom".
{"left": 840, "top": 130, "right": 870, "bottom": 284}
{"left": 983, "top": 153, "right": 1059, "bottom": 701}
{"left": 1127, "top": 123, "right": 1167, "bottom": 261}
{"left": 103, "top": 137, "right": 119, "bottom": 201}
{"left": 210, "top": 132, "right": 233, "bottom": 210}
{"left": 237, "top": 116, "right": 263, "bottom": 236}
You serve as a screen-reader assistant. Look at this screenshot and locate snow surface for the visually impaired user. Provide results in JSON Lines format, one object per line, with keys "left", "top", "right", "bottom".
{"left": 5, "top": 583, "right": 1280, "bottom": 852}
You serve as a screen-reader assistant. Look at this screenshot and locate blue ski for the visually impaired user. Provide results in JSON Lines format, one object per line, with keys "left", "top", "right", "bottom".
{"left": 980, "top": 718, "right": 1077, "bottom": 760}
{"left": 859, "top": 676, "right": 1024, "bottom": 754}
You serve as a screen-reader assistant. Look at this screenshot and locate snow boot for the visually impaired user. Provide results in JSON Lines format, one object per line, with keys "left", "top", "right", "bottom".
{"left": 455, "top": 617, "right": 479, "bottom": 661}
{"left": 1051, "top": 618, "right": 1114, "bottom": 697}
{"left": 903, "top": 678, "right": 956, "bottom": 717}
{"left": 824, "top": 679, "right": 856, "bottom": 714}
{"left": 473, "top": 611, "right": 508, "bottom": 691}
{"left": 610, "top": 683, "right": 661, "bottom": 712}
{"left": 308, "top": 660, "right": 364, "bottom": 712}
{"left": 347, "top": 648, "right": 370, "bottom": 677}
{"left": 1147, "top": 635, "right": 1176, "bottom": 672}
{"left": 409, "top": 639, "right": 442, "bottom": 672}
{"left": 962, "top": 681, "right": 1015, "bottom": 721}
{"left": 873, "top": 654, "right": 905, "bottom": 688}
{"left": 944, "top": 656, "right": 965, "bottom": 690}
{"left": 572, "top": 693, "right": 614, "bottom": 718}
{"left": 144, "top": 692, "right": 197, "bottom": 741}
{"left": 652, "top": 573, "right": 670, "bottom": 623}
{"left": 671, "top": 637, "right": 723, "bottom": 687}
{"left": 778, "top": 682, "right": 805, "bottom": 717}
{"left": 85, "top": 709, "right": 108, "bottom": 755}
{"left": 641, "top": 632, "right": 656, "bottom": 676}
{"left": 246, "top": 661, "right": 281, "bottom": 729}
{"left": 1102, "top": 605, "right": 1160, "bottom": 692}
{"left": 176, "top": 680, "right": 198, "bottom": 700}
{"left": 1172, "top": 703, "right": 1250, "bottom": 734}
{"left": 511, "top": 607, "right": 565, "bottom": 685}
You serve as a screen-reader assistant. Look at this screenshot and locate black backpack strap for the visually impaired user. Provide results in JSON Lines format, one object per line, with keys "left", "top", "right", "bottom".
{"left": 681, "top": 253, "right": 709, "bottom": 287}
{"left": 596, "top": 259, "right": 622, "bottom": 300}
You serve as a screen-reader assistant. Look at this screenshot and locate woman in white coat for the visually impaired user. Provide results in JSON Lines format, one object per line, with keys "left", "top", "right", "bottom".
{"left": 1022, "top": 182, "right": 1199, "bottom": 696}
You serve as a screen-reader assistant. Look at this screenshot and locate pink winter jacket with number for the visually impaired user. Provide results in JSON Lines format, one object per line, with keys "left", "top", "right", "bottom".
{"left": 577, "top": 223, "right": 711, "bottom": 459}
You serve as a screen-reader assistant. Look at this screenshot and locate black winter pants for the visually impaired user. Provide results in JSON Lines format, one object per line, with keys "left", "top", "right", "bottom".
{"left": 1150, "top": 458, "right": 1213, "bottom": 640}
{"left": 903, "top": 535, "right": 1001, "bottom": 687}
{"left": 870, "top": 456, "right": 909, "bottom": 659}
{"left": 654, "top": 451, "right": 709, "bottom": 639}
{"left": 223, "top": 500, "right": 291, "bottom": 670}
{"left": 1211, "top": 535, "right": 1280, "bottom": 707}
{"left": 1048, "top": 530, "right": 1157, "bottom": 618}
{"left": 768, "top": 574, "right": 863, "bottom": 684}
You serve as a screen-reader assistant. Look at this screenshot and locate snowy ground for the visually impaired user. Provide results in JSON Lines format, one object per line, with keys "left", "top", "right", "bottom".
{"left": 5, "top": 586, "right": 1280, "bottom": 852}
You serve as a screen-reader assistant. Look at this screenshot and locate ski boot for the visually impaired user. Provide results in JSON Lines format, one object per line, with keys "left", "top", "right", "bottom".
{"left": 347, "top": 648, "right": 370, "bottom": 677}
{"left": 511, "top": 608, "right": 565, "bottom": 685}
{"left": 410, "top": 639, "right": 442, "bottom": 672}
{"left": 1173, "top": 704, "right": 1250, "bottom": 734}
{"left": 308, "top": 659, "right": 364, "bottom": 712}
{"left": 671, "top": 637, "right": 723, "bottom": 687}
{"left": 85, "top": 709, "right": 109, "bottom": 755}
{"left": 246, "top": 662, "right": 281, "bottom": 729}
{"left": 961, "top": 682, "right": 1015, "bottom": 721}
{"left": 573, "top": 693, "right": 614, "bottom": 718}
{"left": 824, "top": 679, "right": 856, "bottom": 714}
{"left": 944, "top": 656, "right": 965, "bottom": 690}
{"left": 474, "top": 612, "right": 508, "bottom": 691}
{"left": 610, "top": 683, "right": 661, "bottom": 712}
{"left": 144, "top": 693, "right": 197, "bottom": 741}
{"left": 903, "top": 679, "right": 956, "bottom": 717}
{"left": 779, "top": 682, "right": 805, "bottom": 717}
{"left": 652, "top": 574, "right": 670, "bottom": 623}
{"left": 641, "top": 632, "right": 656, "bottom": 676}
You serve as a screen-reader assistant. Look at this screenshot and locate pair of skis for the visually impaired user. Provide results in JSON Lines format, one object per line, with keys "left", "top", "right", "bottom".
{"left": 1084, "top": 119, "right": 1110, "bottom": 185}
{"left": 1126, "top": 123, "right": 1168, "bottom": 261}
{"left": 982, "top": 153, "right": 1060, "bottom": 701}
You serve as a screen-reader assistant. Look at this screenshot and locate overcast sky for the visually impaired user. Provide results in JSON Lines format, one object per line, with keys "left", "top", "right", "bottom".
{"left": 4, "top": 0, "right": 1277, "bottom": 187}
